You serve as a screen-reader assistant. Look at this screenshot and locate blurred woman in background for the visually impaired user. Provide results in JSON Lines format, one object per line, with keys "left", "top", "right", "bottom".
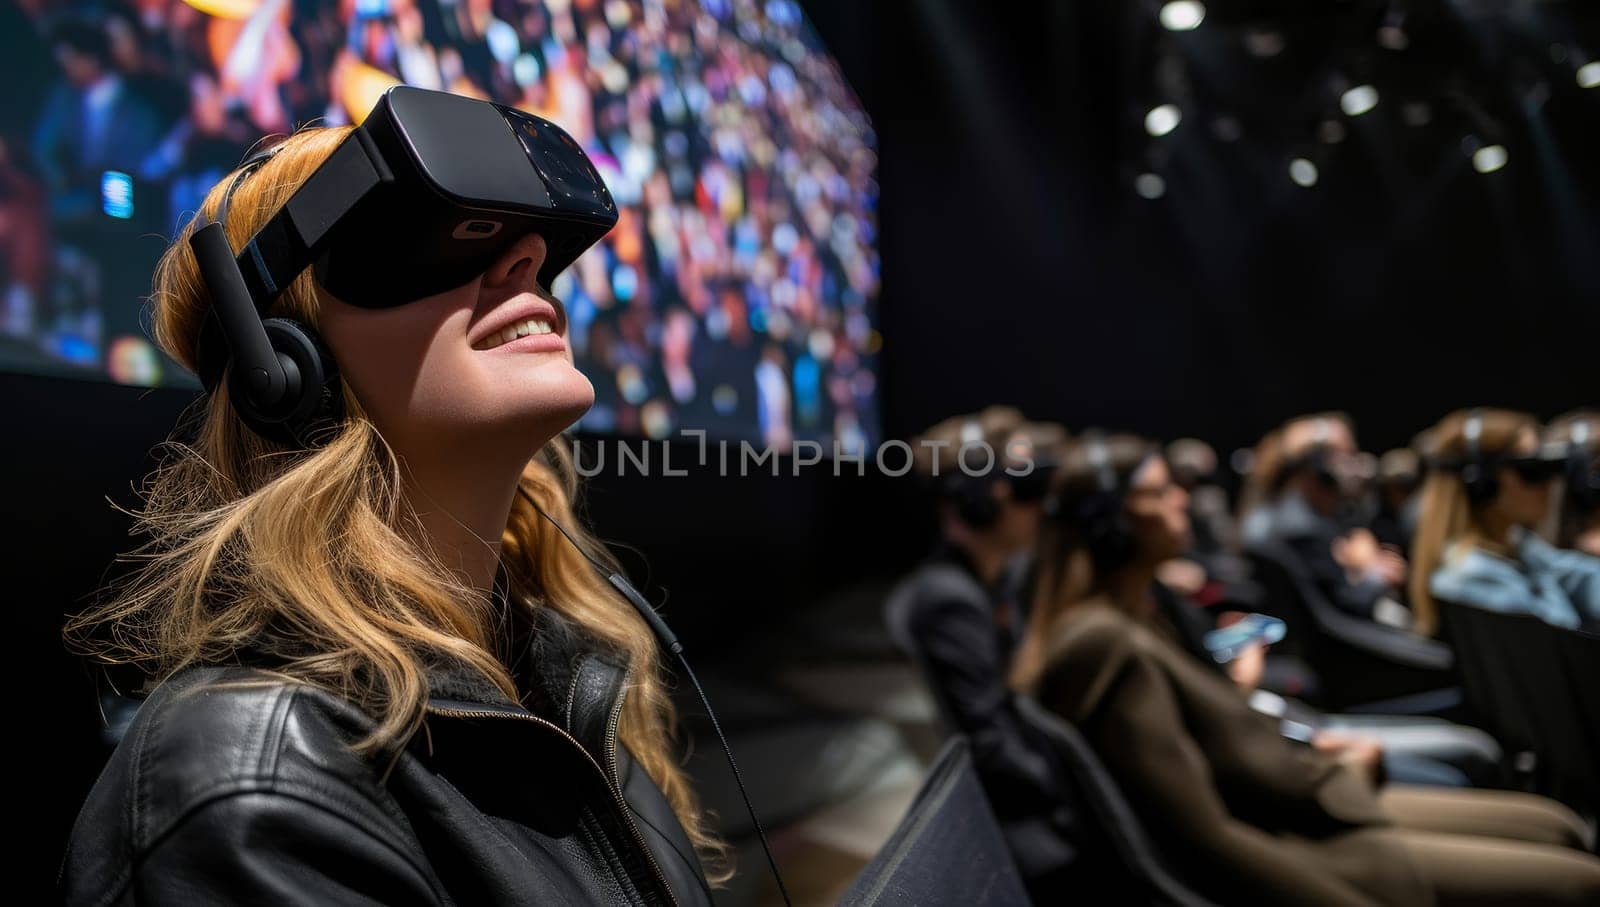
{"left": 1409, "top": 408, "right": 1600, "bottom": 636}
{"left": 1012, "top": 434, "right": 1600, "bottom": 906}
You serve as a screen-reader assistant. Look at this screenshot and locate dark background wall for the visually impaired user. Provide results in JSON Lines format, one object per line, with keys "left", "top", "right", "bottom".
{"left": 14, "top": 0, "right": 1598, "bottom": 894}
{"left": 809, "top": 0, "right": 1598, "bottom": 452}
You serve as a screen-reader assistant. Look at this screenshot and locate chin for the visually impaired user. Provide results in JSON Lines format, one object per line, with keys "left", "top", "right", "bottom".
{"left": 522, "top": 368, "right": 596, "bottom": 429}
{"left": 451, "top": 364, "right": 595, "bottom": 440}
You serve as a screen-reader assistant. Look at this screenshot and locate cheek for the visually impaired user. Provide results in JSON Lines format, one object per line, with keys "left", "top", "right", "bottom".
{"left": 1526, "top": 481, "right": 1552, "bottom": 511}
{"left": 319, "top": 297, "right": 473, "bottom": 431}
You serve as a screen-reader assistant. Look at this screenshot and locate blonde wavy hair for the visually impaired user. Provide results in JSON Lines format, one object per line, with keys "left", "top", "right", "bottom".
{"left": 1407, "top": 407, "right": 1537, "bottom": 637}
{"left": 62, "top": 126, "right": 728, "bottom": 880}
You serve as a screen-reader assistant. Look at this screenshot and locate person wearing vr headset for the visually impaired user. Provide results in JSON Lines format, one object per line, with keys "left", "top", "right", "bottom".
{"left": 60, "top": 88, "right": 726, "bottom": 905}
{"left": 1409, "top": 408, "right": 1600, "bottom": 637}
{"left": 1010, "top": 434, "right": 1600, "bottom": 906}
{"left": 884, "top": 407, "right": 1083, "bottom": 899}
{"left": 1242, "top": 413, "right": 1413, "bottom": 628}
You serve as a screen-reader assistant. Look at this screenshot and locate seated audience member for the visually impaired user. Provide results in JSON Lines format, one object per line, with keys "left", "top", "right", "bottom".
{"left": 1242, "top": 413, "right": 1411, "bottom": 627}
{"left": 1012, "top": 434, "right": 1600, "bottom": 906}
{"left": 1166, "top": 437, "right": 1237, "bottom": 561}
{"left": 1410, "top": 409, "right": 1600, "bottom": 635}
{"left": 885, "top": 408, "right": 1078, "bottom": 897}
{"left": 1371, "top": 448, "right": 1424, "bottom": 552}
{"left": 1546, "top": 409, "right": 1600, "bottom": 557}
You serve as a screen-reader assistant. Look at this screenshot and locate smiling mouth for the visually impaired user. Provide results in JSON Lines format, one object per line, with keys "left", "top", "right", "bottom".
{"left": 473, "top": 318, "right": 558, "bottom": 351}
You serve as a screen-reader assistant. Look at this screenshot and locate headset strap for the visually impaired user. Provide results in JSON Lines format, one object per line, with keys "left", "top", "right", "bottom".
{"left": 234, "top": 129, "right": 393, "bottom": 307}
{"left": 196, "top": 130, "right": 393, "bottom": 391}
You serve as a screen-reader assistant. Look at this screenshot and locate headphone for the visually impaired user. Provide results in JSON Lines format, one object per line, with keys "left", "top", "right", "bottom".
{"left": 1282, "top": 416, "right": 1340, "bottom": 492}
{"left": 1458, "top": 409, "right": 1498, "bottom": 504}
{"left": 1071, "top": 436, "right": 1142, "bottom": 571}
{"left": 946, "top": 418, "right": 1003, "bottom": 528}
{"left": 191, "top": 147, "right": 345, "bottom": 448}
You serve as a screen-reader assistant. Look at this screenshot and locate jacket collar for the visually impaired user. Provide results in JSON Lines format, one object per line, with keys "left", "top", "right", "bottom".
{"left": 422, "top": 590, "right": 632, "bottom": 770}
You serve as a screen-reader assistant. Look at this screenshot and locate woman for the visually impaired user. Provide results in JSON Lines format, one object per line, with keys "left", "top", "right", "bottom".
{"left": 1410, "top": 408, "right": 1600, "bottom": 636}
{"left": 59, "top": 126, "right": 723, "bottom": 904}
{"left": 1012, "top": 434, "right": 1600, "bottom": 905}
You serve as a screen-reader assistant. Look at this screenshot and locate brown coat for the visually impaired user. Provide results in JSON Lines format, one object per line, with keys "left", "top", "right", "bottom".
{"left": 1027, "top": 603, "right": 1432, "bottom": 906}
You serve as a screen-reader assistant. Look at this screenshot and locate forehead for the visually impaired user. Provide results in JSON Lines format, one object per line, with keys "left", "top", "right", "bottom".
{"left": 1512, "top": 425, "right": 1539, "bottom": 453}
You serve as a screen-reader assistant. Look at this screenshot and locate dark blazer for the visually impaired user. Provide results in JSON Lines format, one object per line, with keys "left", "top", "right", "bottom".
{"left": 58, "top": 610, "right": 712, "bottom": 906}
{"left": 885, "top": 549, "right": 1084, "bottom": 893}
{"left": 1026, "top": 603, "right": 1431, "bottom": 906}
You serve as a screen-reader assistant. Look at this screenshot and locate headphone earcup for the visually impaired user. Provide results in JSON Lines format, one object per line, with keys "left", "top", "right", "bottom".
{"left": 230, "top": 317, "right": 343, "bottom": 447}
{"left": 1079, "top": 493, "right": 1136, "bottom": 571}
{"left": 1460, "top": 462, "right": 1498, "bottom": 505}
{"left": 955, "top": 474, "right": 1002, "bottom": 528}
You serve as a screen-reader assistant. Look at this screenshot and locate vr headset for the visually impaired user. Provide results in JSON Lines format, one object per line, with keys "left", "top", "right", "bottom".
{"left": 191, "top": 86, "right": 617, "bottom": 445}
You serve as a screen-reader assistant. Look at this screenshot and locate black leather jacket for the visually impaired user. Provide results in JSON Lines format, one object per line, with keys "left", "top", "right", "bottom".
{"left": 59, "top": 611, "right": 714, "bottom": 906}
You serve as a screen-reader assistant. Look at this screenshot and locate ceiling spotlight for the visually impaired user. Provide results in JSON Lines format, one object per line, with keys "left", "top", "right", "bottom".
{"left": 1472, "top": 144, "right": 1508, "bottom": 173}
{"left": 1135, "top": 173, "right": 1167, "bottom": 199}
{"left": 1340, "top": 84, "right": 1380, "bottom": 116}
{"left": 1245, "top": 30, "right": 1285, "bottom": 58}
{"left": 1289, "top": 158, "right": 1318, "bottom": 187}
{"left": 1318, "top": 120, "right": 1346, "bottom": 144}
{"left": 1159, "top": 1, "right": 1205, "bottom": 31}
{"left": 1580, "top": 61, "right": 1600, "bottom": 89}
{"left": 1145, "top": 104, "right": 1182, "bottom": 137}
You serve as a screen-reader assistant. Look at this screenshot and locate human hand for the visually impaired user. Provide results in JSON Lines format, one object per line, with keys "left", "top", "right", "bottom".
{"left": 1371, "top": 546, "right": 1407, "bottom": 588}
{"left": 1312, "top": 731, "right": 1383, "bottom": 786}
{"left": 1332, "top": 528, "right": 1381, "bottom": 575}
{"left": 1157, "top": 558, "right": 1207, "bottom": 597}
{"left": 1227, "top": 641, "right": 1267, "bottom": 692}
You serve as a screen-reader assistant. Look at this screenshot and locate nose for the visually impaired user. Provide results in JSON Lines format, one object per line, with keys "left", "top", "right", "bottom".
{"left": 482, "top": 232, "right": 548, "bottom": 290}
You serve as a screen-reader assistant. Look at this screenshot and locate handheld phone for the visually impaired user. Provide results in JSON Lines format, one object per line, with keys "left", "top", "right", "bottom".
{"left": 1203, "top": 613, "right": 1286, "bottom": 664}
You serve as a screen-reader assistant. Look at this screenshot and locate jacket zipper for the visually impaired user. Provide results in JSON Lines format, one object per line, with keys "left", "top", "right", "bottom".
{"left": 424, "top": 703, "right": 677, "bottom": 905}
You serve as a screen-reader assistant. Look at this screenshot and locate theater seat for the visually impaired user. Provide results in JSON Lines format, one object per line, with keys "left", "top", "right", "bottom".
{"left": 1015, "top": 697, "right": 1219, "bottom": 907}
{"left": 1245, "top": 540, "right": 1457, "bottom": 712}
{"left": 1441, "top": 599, "right": 1600, "bottom": 813}
{"left": 840, "top": 738, "right": 1030, "bottom": 906}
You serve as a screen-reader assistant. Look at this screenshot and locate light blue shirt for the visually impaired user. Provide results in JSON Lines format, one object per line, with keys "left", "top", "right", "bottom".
{"left": 1431, "top": 529, "right": 1600, "bottom": 630}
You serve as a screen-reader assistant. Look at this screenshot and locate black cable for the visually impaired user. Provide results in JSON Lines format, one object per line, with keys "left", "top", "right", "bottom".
{"left": 673, "top": 650, "right": 792, "bottom": 907}
{"left": 529, "top": 500, "right": 792, "bottom": 905}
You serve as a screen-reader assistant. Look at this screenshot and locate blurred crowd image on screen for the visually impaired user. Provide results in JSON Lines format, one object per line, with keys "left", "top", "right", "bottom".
{"left": 2, "top": 0, "right": 880, "bottom": 449}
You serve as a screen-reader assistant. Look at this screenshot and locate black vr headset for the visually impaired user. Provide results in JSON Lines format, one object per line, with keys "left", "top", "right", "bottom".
{"left": 191, "top": 85, "right": 618, "bottom": 446}
{"left": 1436, "top": 409, "right": 1567, "bottom": 504}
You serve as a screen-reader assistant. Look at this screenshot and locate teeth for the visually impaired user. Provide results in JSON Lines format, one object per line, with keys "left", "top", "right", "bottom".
{"left": 476, "top": 319, "right": 554, "bottom": 350}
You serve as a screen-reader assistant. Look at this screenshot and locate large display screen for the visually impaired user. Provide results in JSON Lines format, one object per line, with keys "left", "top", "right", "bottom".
{"left": 0, "top": 0, "right": 879, "bottom": 449}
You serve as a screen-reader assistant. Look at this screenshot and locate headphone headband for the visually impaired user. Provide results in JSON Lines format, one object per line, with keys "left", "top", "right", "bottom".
{"left": 1085, "top": 435, "right": 1119, "bottom": 495}
{"left": 215, "top": 145, "right": 282, "bottom": 231}
{"left": 1463, "top": 408, "right": 1485, "bottom": 466}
